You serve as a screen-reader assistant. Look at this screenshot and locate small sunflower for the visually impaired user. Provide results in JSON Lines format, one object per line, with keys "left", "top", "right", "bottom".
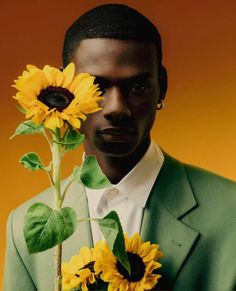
{"left": 62, "top": 242, "right": 105, "bottom": 291}
{"left": 13, "top": 63, "right": 103, "bottom": 129}
{"left": 96, "top": 233, "right": 163, "bottom": 291}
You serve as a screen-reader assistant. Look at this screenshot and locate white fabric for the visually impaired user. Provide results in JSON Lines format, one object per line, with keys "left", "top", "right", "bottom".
{"left": 86, "top": 141, "right": 164, "bottom": 244}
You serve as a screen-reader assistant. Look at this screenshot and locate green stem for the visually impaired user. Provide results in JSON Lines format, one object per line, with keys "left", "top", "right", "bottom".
{"left": 47, "top": 170, "right": 54, "bottom": 187}
{"left": 52, "top": 128, "right": 62, "bottom": 208}
{"left": 78, "top": 218, "right": 100, "bottom": 224}
{"left": 55, "top": 244, "right": 62, "bottom": 291}
{"left": 52, "top": 128, "right": 62, "bottom": 291}
{"left": 60, "top": 178, "right": 75, "bottom": 207}
{"left": 43, "top": 129, "right": 52, "bottom": 149}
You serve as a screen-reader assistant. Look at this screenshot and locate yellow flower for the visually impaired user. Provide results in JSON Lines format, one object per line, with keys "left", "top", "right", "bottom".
{"left": 13, "top": 63, "right": 103, "bottom": 129}
{"left": 62, "top": 242, "right": 104, "bottom": 291}
{"left": 96, "top": 233, "right": 163, "bottom": 291}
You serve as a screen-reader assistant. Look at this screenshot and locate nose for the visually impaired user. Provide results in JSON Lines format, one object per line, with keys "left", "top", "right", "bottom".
{"left": 103, "top": 86, "right": 131, "bottom": 122}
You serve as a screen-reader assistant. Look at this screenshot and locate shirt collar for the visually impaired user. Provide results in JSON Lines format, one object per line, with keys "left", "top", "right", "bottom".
{"left": 115, "top": 141, "right": 164, "bottom": 207}
{"left": 86, "top": 141, "right": 164, "bottom": 211}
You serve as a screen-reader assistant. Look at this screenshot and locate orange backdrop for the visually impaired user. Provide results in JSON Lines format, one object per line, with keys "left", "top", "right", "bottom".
{"left": 1, "top": 0, "right": 236, "bottom": 286}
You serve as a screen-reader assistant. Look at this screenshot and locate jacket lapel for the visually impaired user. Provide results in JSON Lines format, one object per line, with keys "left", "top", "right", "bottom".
{"left": 141, "top": 153, "right": 200, "bottom": 288}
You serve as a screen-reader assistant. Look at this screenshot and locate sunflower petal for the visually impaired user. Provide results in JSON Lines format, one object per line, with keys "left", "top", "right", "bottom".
{"left": 32, "top": 111, "right": 46, "bottom": 125}
{"left": 44, "top": 111, "right": 64, "bottom": 129}
{"left": 68, "top": 73, "right": 91, "bottom": 92}
{"left": 43, "top": 65, "right": 55, "bottom": 84}
{"left": 62, "top": 273, "right": 81, "bottom": 291}
{"left": 62, "top": 63, "right": 75, "bottom": 87}
{"left": 62, "top": 244, "right": 102, "bottom": 291}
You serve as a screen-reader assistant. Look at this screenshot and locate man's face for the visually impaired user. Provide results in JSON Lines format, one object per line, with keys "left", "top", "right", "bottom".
{"left": 73, "top": 38, "right": 162, "bottom": 157}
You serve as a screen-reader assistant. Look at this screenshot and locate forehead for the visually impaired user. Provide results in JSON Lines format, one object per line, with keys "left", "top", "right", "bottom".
{"left": 72, "top": 38, "right": 158, "bottom": 78}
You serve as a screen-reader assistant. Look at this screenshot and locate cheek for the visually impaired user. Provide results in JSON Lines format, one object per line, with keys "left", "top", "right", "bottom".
{"left": 134, "top": 105, "right": 157, "bottom": 134}
{"left": 143, "top": 109, "right": 157, "bottom": 129}
{"left": 132, "top": 97, "right": 157, "bottom": 119}
{"left": 80, "top": 114, "right": 96, "bottom": 135}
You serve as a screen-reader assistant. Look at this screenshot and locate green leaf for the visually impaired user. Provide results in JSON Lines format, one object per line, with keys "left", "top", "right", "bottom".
{"left": 24, "top": 203, "right": 77, "bottom": 253}
{"left": 19, "top": 152, "right": 49, "bottom": 171}
{"left": 80, "top": 156, "right": 111, "bottom": 189}
{"left": 72, "top": 165, "right": 82, "bottom": 183}
{"left": 99, "top": 211, "right": 131, "bottom": 275}
{"left": 62, "top": 128, "right": 84, "bottom": 151}
{"left": 10, "top": 120, "right": 44, "bottom": 139}
{"left": 16, "top": 106, "right": 26, "bottom": 114}
{"left": 98, "top": 218, "right": 119, "bottom": 248}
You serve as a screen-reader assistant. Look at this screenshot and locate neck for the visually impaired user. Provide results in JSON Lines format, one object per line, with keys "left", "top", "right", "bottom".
{"left": 84, "top": 138, "right": 151, "bottom": 184}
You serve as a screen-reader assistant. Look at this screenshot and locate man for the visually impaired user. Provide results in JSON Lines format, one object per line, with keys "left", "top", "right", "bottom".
{"left": 4, "top": 4, "right": 236, "bottom": 291}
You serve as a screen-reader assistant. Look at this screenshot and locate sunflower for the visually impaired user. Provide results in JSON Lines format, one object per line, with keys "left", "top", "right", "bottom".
{"left": 96, "top": 233, "right": 163, "bottom": 291}
{"left": 62, "top": 242, "right": 105, "bottom": 291}
{"left": 13, "top": 63, "right": 103, "bottom": 129}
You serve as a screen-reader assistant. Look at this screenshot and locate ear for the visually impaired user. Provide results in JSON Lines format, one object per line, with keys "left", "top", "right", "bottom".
{"left": 158, "top": 66, "right": 168, "bottom": 102}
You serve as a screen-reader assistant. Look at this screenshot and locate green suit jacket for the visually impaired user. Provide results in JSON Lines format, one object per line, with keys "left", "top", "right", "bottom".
{"left": 3, "top": 153, "right": 236, "bottom": 291}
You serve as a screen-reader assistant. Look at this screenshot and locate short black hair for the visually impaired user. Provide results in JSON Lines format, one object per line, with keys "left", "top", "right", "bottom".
{"left": 62, "top": 4, "right": 163, "bottom": 68}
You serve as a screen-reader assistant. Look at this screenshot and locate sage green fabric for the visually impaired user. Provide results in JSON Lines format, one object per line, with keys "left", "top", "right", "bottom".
{"left": 3, "top": 153, "right": 236, "bottom": 290}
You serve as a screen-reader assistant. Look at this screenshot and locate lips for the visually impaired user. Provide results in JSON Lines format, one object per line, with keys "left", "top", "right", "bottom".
{"left": 98, "top": 127, "right": 135, "bottom": 142}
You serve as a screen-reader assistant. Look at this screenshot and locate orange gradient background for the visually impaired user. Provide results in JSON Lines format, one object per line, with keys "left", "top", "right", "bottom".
{"left": 1, "top": 0, "right": 236, "bottom": 286}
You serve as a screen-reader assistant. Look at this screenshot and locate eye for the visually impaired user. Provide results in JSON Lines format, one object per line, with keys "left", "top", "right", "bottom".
{"left": 126, "top": 82, "right": 150, "bottom": 95}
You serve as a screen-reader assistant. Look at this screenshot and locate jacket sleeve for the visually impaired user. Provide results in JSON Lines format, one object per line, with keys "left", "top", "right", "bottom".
{"left": 3, "top": 211, "right": 37, "bottom": 291}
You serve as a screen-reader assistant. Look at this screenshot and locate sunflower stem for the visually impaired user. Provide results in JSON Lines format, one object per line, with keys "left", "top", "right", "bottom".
{"left": 55, "top": 244, "right": 62, "bottom": 291}
{"left": 78, "top": 218, "right": 100, "bottom": 223}
{"left": 60, "top": 178, "right": 75, "bottom": 206}
{"left": 62, "top": 126, "right": 69, "bottom": 140}
{"left": 47, "top": 170, "right": 55, "bottom": 187}
{"left": 43, "top": 129, "right": 53, "bottom": 149}
{"left": 52, "top": 128, "right": 63, "bottom": 291}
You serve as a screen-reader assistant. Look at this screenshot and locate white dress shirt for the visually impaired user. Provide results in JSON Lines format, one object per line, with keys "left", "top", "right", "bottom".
{"left": 86, "top": 141, "right": 164, "bottom": 244}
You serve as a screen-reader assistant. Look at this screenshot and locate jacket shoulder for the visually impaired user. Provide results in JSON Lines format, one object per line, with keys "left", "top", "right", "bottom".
{"left": 184, "top": 162, "right": 236, "bottom": 191}
{"left": 162, "top": 152, "right": 236, "bottom": 207}
{"left": 183, "top": 162, "right": 236, "bottom": 206}
{"left": 13, "top": 176, "right": 82, "bottom": 216}
{"left": 14, "top": 185, "right": 54, "bottom": 217}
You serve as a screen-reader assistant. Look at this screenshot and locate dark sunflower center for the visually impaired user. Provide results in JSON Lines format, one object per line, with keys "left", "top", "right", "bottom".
{"left": 78, "top": 261, "right": 95, "bottom": 274}
{"left": 38, "top": 86, "right": 74, "bottom": 111}
{"left": 117, "top": 252, "right": 145, "bottom": 282}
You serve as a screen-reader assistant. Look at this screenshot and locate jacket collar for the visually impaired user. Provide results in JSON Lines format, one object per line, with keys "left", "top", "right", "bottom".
{"left": 154, "top": 151, "right": 198, "bottom": 218}
{"left": 140, "top": 152, "right": 200, "bottom": 288}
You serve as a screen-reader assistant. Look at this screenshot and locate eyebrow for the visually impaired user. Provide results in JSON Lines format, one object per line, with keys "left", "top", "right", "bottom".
{"left": 94, "top": 72, "right": 154, "bottom": 86}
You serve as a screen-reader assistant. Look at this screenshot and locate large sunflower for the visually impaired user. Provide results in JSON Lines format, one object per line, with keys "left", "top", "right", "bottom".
{"left": 13, "top": 63, "right": 103, "bottom": 129}
{"left": 62, "top": 242, "right": 105, "bottom": 291}
{"left": 96, "top": 233, "right": 163, "bottom": 291}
